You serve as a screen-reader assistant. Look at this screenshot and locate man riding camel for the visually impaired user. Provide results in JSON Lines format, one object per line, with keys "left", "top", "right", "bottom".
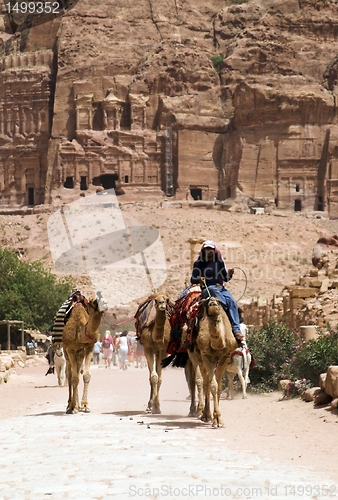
{"left": 190, "top": 240, "right": 244, "bottom": 346}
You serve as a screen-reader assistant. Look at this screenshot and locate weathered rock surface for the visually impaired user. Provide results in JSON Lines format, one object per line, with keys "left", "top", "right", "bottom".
{"left": 312, "top": 235, "right": 338, "bottom": 271}
{"left": 324, "top": 365, "right": 338, "bottom": 399}
{"left": 1, "top": 0, "right": 338, "bottom": 212}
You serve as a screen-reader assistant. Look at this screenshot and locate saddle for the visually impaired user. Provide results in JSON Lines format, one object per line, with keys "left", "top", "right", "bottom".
{"left": 134, "top": 295, "right": 174, "bottom": 341}
{"left": 167, "top": 286, "right": 203, "bottom": 354}
{"left": 64, "top": 292, "right": 89, "bottom": 323}
{"left": 52, "top": 292, "right": 88, "bottom": 345}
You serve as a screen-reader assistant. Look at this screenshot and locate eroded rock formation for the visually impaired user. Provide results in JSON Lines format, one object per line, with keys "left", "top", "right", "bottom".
{"left": 1, "top": 0, "right": 338, "bottom": 212}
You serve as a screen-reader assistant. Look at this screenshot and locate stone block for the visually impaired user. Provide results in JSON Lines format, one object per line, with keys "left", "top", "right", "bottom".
{"left": 279, "top": 379, "right": 290, "bottom": 391}
{"left": 303, "top": 387, "right": 320, "bottom": 402}
{"left": 319, "top": 373, "right": 326, "bottom": 391}
{"left": 291, "top": 298, "right": 305, "bottom": 309}
{"left": 300, "top": 325, "right": 318, "bottom": 341}
{"left": 313, "top": 389, "right": 332, "bottom": 406}
{"left": 0, "top": 354, "right": 14, "bottom": 372}
{"left": 309, "top": 280, "right": 322, "bottom": 288}
{"left": 324, "top": 366, "right": 338, "bottom": 398}
{"left": 161, "top": 201, "right": 182, "bottom": 208}
{"left": 319, "top": 279, "right": 330, "bottom": 293}
{"left": 290, "top": 287, "right": 318, "bottom": 298}
{"left": 330, "top": 398, "right": 338, "bottom": 409}
{"left": 309, "top": 269, "right": 319, "bottom": 277}
{"left": 250, "top": 207, "right": 265, "bottom": 214}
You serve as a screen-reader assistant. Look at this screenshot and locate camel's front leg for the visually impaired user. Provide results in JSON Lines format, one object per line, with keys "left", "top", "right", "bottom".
{"left": 80, "top": 347, "right": 93, "bottom": 412}
{"left": 187, "top": 354, "right": 204, "bottom": 418}
{"left": 65, "top": 351, "right": 80, "bottom": 414}
{"left": 65, "top": 354, "right": 72, "bottom": 410}
{"left": 56, "top": 365, "right": 62, "bottom": 386}
{"left": 185, "top": 358, "right": 196, "bottom": 417}
{"left": 144, "top": 348, "right": 157, "bottom": 413}
{"left": 195, "top": 365, "right": 204, "bottom": 418}
{"left": 226, "top": 372, "right": 235, "bottom": 400}
{"left": 210, "top": 372, "right": 223, "bottom": 427}
{"left": 151, "top": 351, "right": 165, "bottom": 414}
{"left": 60, "top": 361, "right": 66, "bottom": 387}
{"left": 200, "top": 364, "right": 212, "bottom": 423}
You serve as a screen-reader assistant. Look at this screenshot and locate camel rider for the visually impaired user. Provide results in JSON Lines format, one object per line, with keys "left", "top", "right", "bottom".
{"left": 190, "top": 240, "right": 244, "bottom": 345}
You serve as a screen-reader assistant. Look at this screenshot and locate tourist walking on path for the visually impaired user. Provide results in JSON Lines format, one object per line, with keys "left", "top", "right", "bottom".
{"left": 102, "top": 330, "right": 114, "bottom": 369}
{"left": 93, "top": 338, "right": 102, "bottom": 365}
{"left": 117, "top": 331, "right": 129, "bottom": 370}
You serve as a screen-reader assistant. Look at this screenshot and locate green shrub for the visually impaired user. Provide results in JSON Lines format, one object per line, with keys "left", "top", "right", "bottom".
{"left": 247, "top": 320, "right": 338, "bottom": 392}
{"left": 247, "top": 320, "right": 303, "bottom": 391}
{"left": 211, "top": 53, "right": 224, "bottom": 74}
{"left": 0, "top": 248, "right": 74, "bottom": 330}
{"left": 292, "top": 328, "right": 338, "bottom": 385}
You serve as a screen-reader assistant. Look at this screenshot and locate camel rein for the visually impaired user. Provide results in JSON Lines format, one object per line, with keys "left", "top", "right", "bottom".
{"left": 202, "top": 266, "right": 248, "bottom": 303}
{"left": 83, "top": 325, "right": 96, "bottom": 342}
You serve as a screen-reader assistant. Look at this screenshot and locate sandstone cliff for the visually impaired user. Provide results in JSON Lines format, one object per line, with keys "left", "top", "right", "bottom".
{"left": 1, "top": 0, "right": 338, "bottom": 214}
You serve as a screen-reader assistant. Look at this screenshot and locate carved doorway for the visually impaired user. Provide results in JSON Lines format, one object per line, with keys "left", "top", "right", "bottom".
{"left": 294, "top": 199, "right": 302, "bottom": 211}
{"left": 92, "top": 173, "right": 119, "bottom": 190}
{"left": 27, "top": 187, "right": 34, "bottom": 206}
{"left": 190, "top": 188, "right": 202, "bottom": 200}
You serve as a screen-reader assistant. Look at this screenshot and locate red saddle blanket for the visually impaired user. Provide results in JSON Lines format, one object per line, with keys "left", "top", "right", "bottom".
{"left": 167, "top": 286, "right": 203, "bottom": 354}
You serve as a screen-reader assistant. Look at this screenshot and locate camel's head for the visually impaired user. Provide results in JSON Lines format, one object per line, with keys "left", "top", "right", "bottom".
{"left": 154, "top": 293, "right": 169, "bottom": 312}
{"left": 88, "top": 295, "right": 109, "bottom": 314}
{"left": 205, "top": 296, "right": 222, "bottom": 316}
{"left": 54, "top": 343, "right": 63, "bottom": 355}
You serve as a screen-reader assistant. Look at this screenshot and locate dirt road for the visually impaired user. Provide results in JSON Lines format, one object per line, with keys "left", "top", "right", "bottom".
{"left": 0, "top": 361, "right": 337, "bottom": 499}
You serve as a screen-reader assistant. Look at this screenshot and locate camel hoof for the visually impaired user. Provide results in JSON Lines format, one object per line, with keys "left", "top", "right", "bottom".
{"left": 80, "top": 407, "right": 90, "bottom": 413}
{"left": 145, "top": 407, "right": 152, "bottom": 414}
{"left": 152, "top": 408, "right": 161, "bottom": 414}
{"left": 66, "top": 408, "right": 78, "bottom": 414}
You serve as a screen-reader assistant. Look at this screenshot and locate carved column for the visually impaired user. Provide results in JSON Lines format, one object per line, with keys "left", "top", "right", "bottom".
{"left": 75, "top": 94, "right": 94, "bottom": 130}
{"left": 103, "top": 90, "right": 123, "bottom": 131}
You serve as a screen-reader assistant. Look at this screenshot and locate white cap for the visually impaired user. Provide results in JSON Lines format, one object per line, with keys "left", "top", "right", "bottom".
{"left": 202, "top": 240, "right": 215, "bottom": 249}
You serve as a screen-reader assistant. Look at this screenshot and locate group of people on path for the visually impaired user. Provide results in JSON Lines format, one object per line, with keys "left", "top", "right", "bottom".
{"left": 93, "top": 330, "right": 146, "bottom": 370}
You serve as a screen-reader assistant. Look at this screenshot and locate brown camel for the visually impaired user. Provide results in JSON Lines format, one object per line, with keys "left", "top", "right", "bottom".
{"left": 62, "top": 295, "right": 108, "bottom": 414}
{"left": 137, "top": 293, "right": 172, "bottom": 414}
{"left": 189, "top": 296, "right": 237, "bottom": 427}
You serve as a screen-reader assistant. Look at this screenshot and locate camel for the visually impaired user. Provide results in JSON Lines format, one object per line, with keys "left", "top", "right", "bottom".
{"left": 53, "top": 343, "right": 66, "bottom": 386}
{"left": 62, "top": 295, "right": 108, "bottom": 414}
{"left": 223, "top": 348, "right": 252, "bottom": 399}
{"left": 136, "top": 293, "right": 172, "bottom": 414}
{"left": 189, "top": 296, "right": 237, "bottom": 427}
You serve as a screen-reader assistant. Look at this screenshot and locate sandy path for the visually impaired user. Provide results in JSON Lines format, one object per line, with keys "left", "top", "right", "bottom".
{"left": 0, "top": 362, "right": 337, "bottom": 499}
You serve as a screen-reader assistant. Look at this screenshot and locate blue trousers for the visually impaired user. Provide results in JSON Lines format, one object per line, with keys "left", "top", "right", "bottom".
{"left": 202, "top": 285, "right": 241, "bottom": 335}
